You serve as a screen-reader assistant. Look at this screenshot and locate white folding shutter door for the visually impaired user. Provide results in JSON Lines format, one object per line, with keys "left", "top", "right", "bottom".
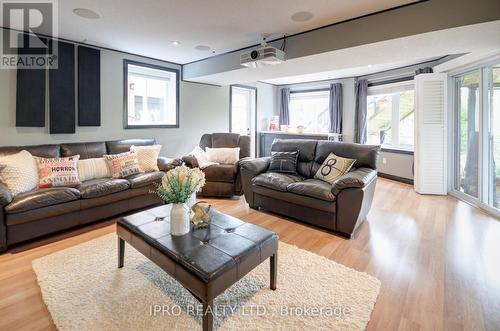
{"left": 414, "top": 73, "right": 447, "bottom": 195}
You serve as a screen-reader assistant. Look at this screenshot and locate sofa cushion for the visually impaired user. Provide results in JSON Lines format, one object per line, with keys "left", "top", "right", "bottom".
{"left": 5, "top": 187, "right": 81, "bottom": 214}
{"left": 252, "top": 185, "right": 336, "bottom": 213}
{"left": 130, "top": 145, "right": 162, "bottom": 172}
{"left": 126, "top": 171, "right": 163, "bottom": 188}
{"left": 287, "top": 179, "right": 335, "bottom": 202}
{"left": 203, "top": 164, "right": 237, "bottom": 183}
{"left": 314, "top": 152, "right": 355, "bottom": 184}
{"left": 313, "top": 141, "right": 380, "bottom": 172}
{"left": 0, "top": 144, "right": 60, "bottom": 158}
{"left": 269, "top": 151, "right": 298, "bottom": 174}
{"left": 60, "top": 142, "right": 107, "bottom": 159}
{"left": 252, "top": 173, "right": 304, "bottom": 192}
{"left": 271, "top": 139, "right": 318, "bottom": 178}
{"left": 78, "top": 178, "right": 130, "bottom": 199}
{"left": 103, "top": 151, "right": 141, "bottom": 178}
{"left": 0, "top": 150, "right": 39, "bottom": 196}
{"left": 106, "top": 139, "right": 155, "bottom": 154}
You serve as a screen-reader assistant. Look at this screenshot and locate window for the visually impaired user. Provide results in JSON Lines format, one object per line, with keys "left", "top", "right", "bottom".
{"left": 124, "top": 60, "right": 179, "bottom": 128}
{"left": 367, "top": 83, "right": 415, "bottom": 151}
{"left": 289, "top": 90, "right": 329, "bottom": 133}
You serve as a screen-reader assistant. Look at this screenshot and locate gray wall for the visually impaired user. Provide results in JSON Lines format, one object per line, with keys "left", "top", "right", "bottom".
{"left": 377, "top": 151, "right": 413, "bottom": 180}
{"left": 0, "top": 48, "right": 258, "bottom": 157}
{"left": 0, "top": 47, "right": 278, "bottom": 158}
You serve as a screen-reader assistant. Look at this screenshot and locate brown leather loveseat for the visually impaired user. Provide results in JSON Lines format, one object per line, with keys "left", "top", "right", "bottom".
{"left": 0, "top": 138, "right": 176, "bottom": 253}
{"left": 240, "top": 139, "right": 380, "bottom": 238}
{"left": 182, "top": 133, "right": 251, "bottom": 197}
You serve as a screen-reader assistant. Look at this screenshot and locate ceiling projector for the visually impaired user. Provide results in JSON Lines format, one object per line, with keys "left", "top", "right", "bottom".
{"left": 241, "top": 39, "right": 286, "bottom": 68}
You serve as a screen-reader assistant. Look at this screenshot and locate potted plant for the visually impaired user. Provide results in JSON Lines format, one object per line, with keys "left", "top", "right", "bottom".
{"left": 153, "top": 165, "right": 205, "bottom": 236}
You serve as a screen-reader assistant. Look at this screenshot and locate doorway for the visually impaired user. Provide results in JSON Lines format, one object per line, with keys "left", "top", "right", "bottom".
{"left": 230, "top": 85, "right": 257, "bottom": 157}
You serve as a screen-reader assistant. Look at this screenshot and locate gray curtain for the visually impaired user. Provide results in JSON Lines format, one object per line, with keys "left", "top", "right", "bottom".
{"left": 415, "top": 67, "right": 433, "bottom": 75}
{"left": 328, "top": 83, "right": 343, "bottom": 133}
{"left": 279, "top": 88, "right": 290, "bottom": 125}
{"left": 354, "top": 79, "right": 368, "bottom": 144}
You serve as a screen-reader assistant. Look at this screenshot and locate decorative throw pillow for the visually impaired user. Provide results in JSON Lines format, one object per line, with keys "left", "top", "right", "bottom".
{"left": 314, "top": 152, "right": 356, "bottom": 184}
{"left": 36, "top": 155, "right": 81, "bottom": 188}
{"left": 189, "top": 146, "right": 219, "bottom": 169}
{"left": 77, "top": 158, "right": 110, "bottom": 182}
{"left": 130, "top": 145, "right": 161, "bottom": 172}
{"left": 104, "top": 151, "right": 141, "bottom": 178}
{"left": 0, "top": 150, "right": 39, "bottom": 196}
{"left": 268, "top": 151, "right": 299, "bottom": 174}
{"left": 205, "top": 147, "right": 240, "bottom": 164}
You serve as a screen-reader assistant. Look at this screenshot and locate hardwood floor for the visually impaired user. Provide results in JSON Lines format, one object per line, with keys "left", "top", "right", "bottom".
{"left": 1, "top": 178, "right": 499, "bottom": 330}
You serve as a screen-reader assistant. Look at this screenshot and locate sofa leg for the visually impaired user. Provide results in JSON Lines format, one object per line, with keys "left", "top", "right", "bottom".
{"left": 0, "top": 245, "right": 7, "bottom": 254}
{"left": 249, "top": 205, "right": 259, "bottom": 210}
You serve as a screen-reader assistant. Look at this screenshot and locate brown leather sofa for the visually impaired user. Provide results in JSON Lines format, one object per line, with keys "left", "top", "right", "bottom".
{"left": 182, "top": 133, "right": 251, "bottom": 197}
{"left": 0, "top": 138, "right": 178, "bottom": 253}
{"left": 240, "top": 139, "right": 380, "bottom": 238}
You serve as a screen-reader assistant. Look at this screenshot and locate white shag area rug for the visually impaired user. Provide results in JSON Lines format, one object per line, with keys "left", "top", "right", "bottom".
{"left": 32, "top": 234, "right": 380, "bottom": 331}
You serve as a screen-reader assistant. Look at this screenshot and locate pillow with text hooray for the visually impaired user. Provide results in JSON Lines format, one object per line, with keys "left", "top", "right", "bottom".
{"left": 77, "top": 158, "right": 111, "bottom": 182}
{"left": 205, "top": 147, "right": 240, "bottom": 164}
{"left": 314, "top": 152, "right": 356, "bottom": 184}
{"left": 36, "top": 155, "right": 81, "bottom": 188}
{"left": 104, "top": 151, "right": 142, "bottom": 179}
{"left": 130, "top": 145, "right": 161, "bottom": 172}
{"left": 0, "top": 150, "right": 39, "bottom": 196}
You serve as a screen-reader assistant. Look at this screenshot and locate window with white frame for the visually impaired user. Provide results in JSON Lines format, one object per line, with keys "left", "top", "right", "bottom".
{"left": 289, "top": 90, "right": 330, "bottom": 133}
{"left": 367, "top": 82, "right": 415, "bottom": 150}
{"left": 124, "top": 60, "right": 179, "bottom": 128}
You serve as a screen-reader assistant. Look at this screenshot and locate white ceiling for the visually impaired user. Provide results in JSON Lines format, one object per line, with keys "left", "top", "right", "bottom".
{"left": 261, "top": 57, "right": 442, "bottom": 85}
{"left": 187, "top": 20, "right": 500, "bottom": 85}
{"left": 27, "top": 0, "right": 418, "bottom": 64}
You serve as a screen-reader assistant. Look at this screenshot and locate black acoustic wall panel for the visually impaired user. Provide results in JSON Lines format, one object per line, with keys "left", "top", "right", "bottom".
{"left": 16, "top": 34, "right": 47, "bottom": 127}
{"left": 49, "top": 40, "right": 75, "bottom": 134}
{"left": 78, "top": 46, "right": 101, "bottom": 126}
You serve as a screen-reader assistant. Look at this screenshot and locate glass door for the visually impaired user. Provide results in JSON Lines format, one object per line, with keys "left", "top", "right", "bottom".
{"left": 230, "top": 85, "right": 257, "bottom": 157}
{"left": 488, "top": 65, "right": 500, "bottom": 209}
{"left": 454, "top": 71, "right": 480, "bottom": 199}
{"left": 451, "top": 62, "right": 500, "bottom": 216}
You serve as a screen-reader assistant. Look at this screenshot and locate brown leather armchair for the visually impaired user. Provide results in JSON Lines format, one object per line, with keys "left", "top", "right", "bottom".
{"left": 182, "top": 133, "right": 251, "bottom": 197}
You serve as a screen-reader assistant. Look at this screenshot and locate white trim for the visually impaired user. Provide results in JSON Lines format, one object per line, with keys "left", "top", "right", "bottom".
{"left": 367, "top": 80, "right": 413, "bottom": 95}
{"left": 435, "top": 50, "right": 500, "bottom": 76}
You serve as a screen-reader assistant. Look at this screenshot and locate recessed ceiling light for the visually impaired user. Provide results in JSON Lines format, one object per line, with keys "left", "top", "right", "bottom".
{"left": 73, "top": 8, "right": 100, "bottom": 19}
{"left": 171, "top": 41, "right": 180, "bottom": 46}
{"left": 195, "top": 45, "right": 211, "bottom": 51}
{"left": 291, "top": 11, "right": 314, "bottom": 22}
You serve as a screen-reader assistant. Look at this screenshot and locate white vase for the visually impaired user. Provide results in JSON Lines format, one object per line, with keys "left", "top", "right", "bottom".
{"left": 170, "top": 203, "right": 190, "bottom": 236}
{"left": 187, "top": 192, "right": 197, "bottom": 209}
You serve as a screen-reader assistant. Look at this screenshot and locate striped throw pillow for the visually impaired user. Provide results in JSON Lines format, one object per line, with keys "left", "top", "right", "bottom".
{"left": 268, "top": 151, "right": 299, "bottom": 174}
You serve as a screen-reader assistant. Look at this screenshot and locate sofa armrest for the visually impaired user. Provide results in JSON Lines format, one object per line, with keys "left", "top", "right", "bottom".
{"left": 182, "top": 155, "right": 199, "bottom": 168}
{"left": 240, "top": 157, "right": 271, "bottom": 208}
{"left": 157, "top": 157, "right": 183, "bottom": 172}
{"left": 0, "top": 183, "right": 12, "bottom": 206}
{"left": 331, "top": 167, "right": 377, "bottom": 196}
{"left": 240, "top": 157, "right": 271, "bottom": 175}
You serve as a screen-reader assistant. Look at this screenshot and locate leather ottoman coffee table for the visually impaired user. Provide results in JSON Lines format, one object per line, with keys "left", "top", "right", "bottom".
{"left": 116, "top": 204, "right": 279, "bottom": 331}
